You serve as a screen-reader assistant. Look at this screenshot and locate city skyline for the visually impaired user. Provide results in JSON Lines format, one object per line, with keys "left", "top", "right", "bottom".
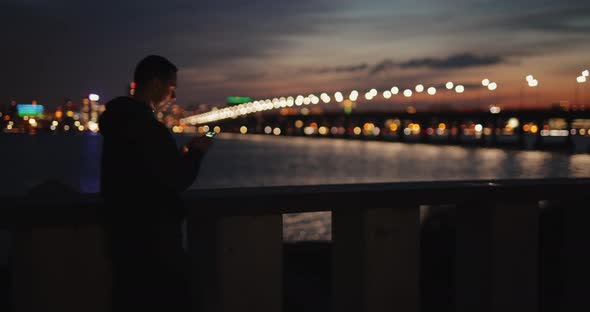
{"left": 2, "top": 0, "right": 589, "bottom": 110}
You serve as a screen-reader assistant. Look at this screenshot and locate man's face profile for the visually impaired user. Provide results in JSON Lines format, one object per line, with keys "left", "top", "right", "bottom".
{"left": 154, "top": 76, "right": 177, "bottom": 112}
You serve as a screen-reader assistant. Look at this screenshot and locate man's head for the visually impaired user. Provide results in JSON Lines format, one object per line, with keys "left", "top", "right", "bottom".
{"left": 134, "top": 55, "right": 178, "bottom": 111}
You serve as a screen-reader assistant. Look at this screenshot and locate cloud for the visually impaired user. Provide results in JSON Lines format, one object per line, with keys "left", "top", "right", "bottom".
{"left": 369, "top": 60, "right": 396, "bottom": 75}
{"left": 500, "top": 6, "right": 590, "bottom": 34}
{"left": 366, "top": 53, "right": 505, "bottom": 75}
{"left": 312, "top": 53, "right": 506, "bottom": 77}
{"left": 303, "top": 63, "right": 369, "bottom": 74}
{"left": 398, "top": 53, "right": 504, "bottom": 70}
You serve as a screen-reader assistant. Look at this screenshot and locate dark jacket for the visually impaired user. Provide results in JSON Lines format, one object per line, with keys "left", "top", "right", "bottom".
{"left": 100, "top": 96, "right": 200, "bottom": 310}
{"left": 99, "top": 96, "right": 202, "bottom": 220}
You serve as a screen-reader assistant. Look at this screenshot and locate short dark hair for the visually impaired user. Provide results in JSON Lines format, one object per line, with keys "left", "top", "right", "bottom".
{"left": 133, "top": 55, "right": 178, "bottom": 88}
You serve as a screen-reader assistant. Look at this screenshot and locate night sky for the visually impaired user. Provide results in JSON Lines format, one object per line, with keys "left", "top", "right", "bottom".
{"left": 2, "top": 0, "right": 589, "bottom": 111}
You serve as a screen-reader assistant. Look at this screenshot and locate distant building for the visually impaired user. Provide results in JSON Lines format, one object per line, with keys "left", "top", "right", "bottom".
{"left": 81, "top": 98, "right": 90, "bottom": 125}
{"left": 128, "top": 81, "right": 136, "bottom": 96}
{"left": 8, "top": 100, "right": 17, "bottom": 119}
{"left": 80, "top": 96, "right": 104, "bottom": 127}
{"left": 226, "top": 96, "right": 252, "bottom": 106}
{"left": 551, "top": 101, "right": 570, "bottom": 111}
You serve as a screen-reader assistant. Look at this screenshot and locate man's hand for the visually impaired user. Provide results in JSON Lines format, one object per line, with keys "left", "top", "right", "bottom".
{"left": 185, "top": 135, "right": 213, "bottom": 155}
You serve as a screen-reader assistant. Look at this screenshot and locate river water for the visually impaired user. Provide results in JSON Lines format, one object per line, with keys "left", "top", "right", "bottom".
{"left": 2, "top": 132, "right": 590, "bottom": 240}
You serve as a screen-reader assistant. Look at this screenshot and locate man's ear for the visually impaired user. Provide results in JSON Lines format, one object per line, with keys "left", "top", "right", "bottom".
{"left": 152, "top": 79, "right": 163, "bottom": 91}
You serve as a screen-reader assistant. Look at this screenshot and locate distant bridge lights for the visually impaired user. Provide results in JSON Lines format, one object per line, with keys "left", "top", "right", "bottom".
{"left": 295, "top": 96, "right": 304, "bottom": 106}
{"left": 180, "top": 68, "right": 588, "bottom": 127}
{"left": 507, "top": 117, "right": 520, "bottom": 129}
{"left": 310, "top": 95, "right": 320, "bottom": 104}
{"left": 576, "top": 71, "right": 588, "bottom": 108}
{"left": 526, "top": 74, "right": 539, "bottom": 87}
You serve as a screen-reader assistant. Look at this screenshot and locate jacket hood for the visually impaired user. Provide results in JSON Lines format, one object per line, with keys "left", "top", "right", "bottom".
{"left": 99, "top": 96, "right": 154, "bottom": 138}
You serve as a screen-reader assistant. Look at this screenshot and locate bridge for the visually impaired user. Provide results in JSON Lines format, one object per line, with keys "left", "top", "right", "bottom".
{"left": 185, "top": 108, "right": 590, "bottom": 152}
{"left": 180, "top": 77, "right": 590, "bottom": 153}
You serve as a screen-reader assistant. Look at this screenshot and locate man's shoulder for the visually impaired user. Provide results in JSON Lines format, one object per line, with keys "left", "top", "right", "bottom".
{"left": 138, "top": 114, "right": 172, "bottom": 141}
{"left": 105, "top": 96, "right": 138, "bottom": 108}
{"left": 100, "top": 97, "right": 165, "bottom": 139}
{"left": 146, "top": 116, "right": 169, "bottom": 131}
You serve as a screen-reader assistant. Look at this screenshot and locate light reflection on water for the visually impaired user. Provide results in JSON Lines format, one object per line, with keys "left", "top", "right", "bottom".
{"left": 2, "top": 133, "right": 590, "bottom": 241}
{"left": 193, "top": 134, "right": 590, "bottom": 190}
{"left": 569, "top": 154, "right": 590, "bottom": 176}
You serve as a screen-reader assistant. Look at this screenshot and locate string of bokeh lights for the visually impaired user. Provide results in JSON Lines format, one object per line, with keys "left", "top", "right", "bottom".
{"left": 181, "top": 70, "right": 589, "bottom": 126}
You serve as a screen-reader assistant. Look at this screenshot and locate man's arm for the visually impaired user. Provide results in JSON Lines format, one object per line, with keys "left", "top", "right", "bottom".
{"left": 138, "top": 119, "right": 206, "bottom": 192}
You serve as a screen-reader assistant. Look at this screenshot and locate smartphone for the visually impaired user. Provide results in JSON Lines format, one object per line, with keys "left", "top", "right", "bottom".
{"left": 205, "top": 130, "right": 217, "bottom": 138}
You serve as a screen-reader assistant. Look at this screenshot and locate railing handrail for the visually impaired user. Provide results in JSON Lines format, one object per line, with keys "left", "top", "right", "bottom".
{"left": 186, "top": 177, "right": 590, "bottom": 198}
{"left": 2, "top": 177, "right": 590, "bottom": 226}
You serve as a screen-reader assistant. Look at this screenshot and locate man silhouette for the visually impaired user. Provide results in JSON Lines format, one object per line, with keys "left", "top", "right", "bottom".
{"left": 99, "top": 55, "right": 211, "bottom": 311}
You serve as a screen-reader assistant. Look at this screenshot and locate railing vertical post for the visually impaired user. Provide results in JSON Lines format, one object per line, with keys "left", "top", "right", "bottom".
{"left": 189, "top": 211, "right": 283, "bottom": 312}
{"left": 560, "top": 199, "right": 590, "bottom": 311}
{"left": 333, "top": 205, "right": 420, "bottom": 312}
{"left": 189, "top": 213, "right": 219, "bottom": 312}
{"left": 456, "top": 200, "right": 539, "bottom": 312}
{"left": 11, "top": 228, "right": 32, "bottom": 312}
{"left": 12, "top": 225, "right": 111, "bottom": 312}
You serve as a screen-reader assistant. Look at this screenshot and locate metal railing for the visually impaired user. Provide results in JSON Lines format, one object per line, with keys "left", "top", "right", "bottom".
{"left": 3, "top": 178, "right": 590, "bottom": 312}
